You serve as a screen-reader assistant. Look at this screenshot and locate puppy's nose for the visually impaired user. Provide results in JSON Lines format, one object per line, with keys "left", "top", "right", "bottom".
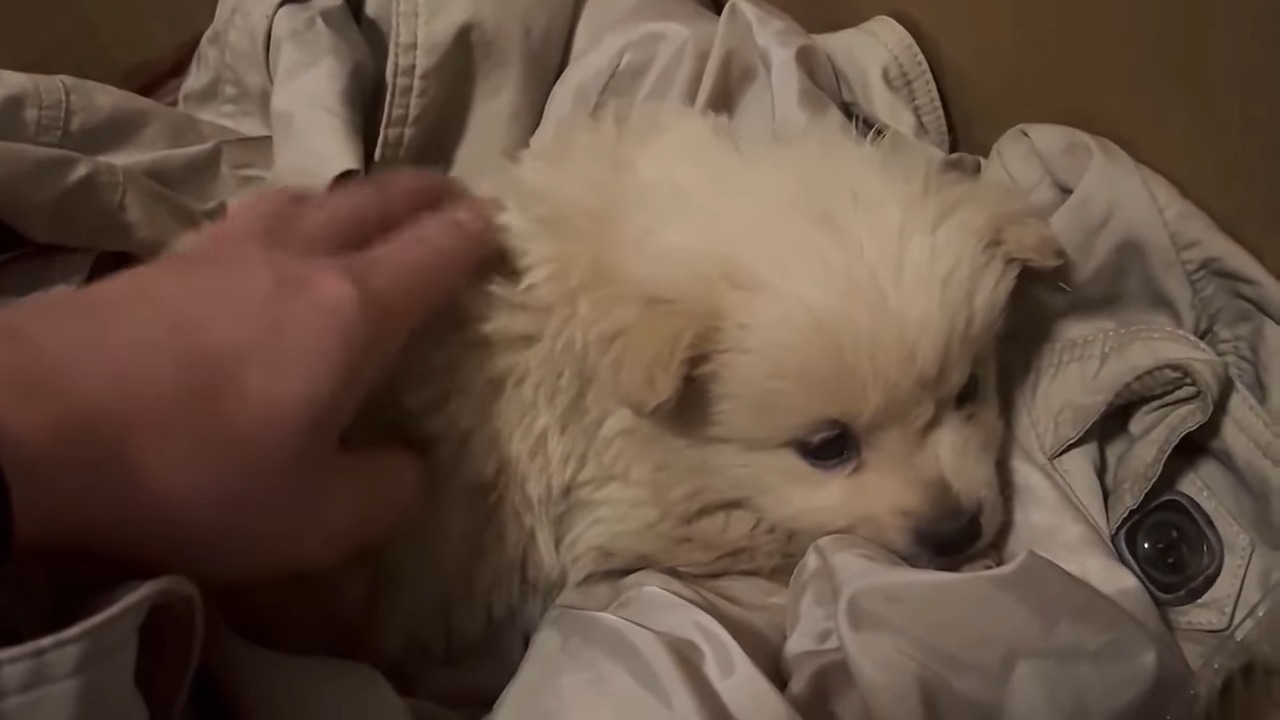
{"left": 915, "top": 506, "right": 983, "bottom": 559}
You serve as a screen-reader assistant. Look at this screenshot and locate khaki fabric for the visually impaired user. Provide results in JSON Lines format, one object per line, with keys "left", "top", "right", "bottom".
{"left": 775, "top": 0, "right": 1280, "bottom": 277}
{"left": 0, "top": 0, "right": 1277, "bottom": 718}
{"left": 0, "top": 576, "right": 202, "bottom": 720}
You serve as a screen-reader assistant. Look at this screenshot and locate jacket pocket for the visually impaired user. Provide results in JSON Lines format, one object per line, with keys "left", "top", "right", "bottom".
{"left": 1026, "top": 327, "right": 1254, "bottom": 634}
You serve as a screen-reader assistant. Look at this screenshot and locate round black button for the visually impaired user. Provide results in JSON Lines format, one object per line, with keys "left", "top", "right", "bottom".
{"left": 1129, "top": 503, "right": 1208, "bottom": 594}
{"left": 1115, "top": 490, "right": 1224, "bottom": 607}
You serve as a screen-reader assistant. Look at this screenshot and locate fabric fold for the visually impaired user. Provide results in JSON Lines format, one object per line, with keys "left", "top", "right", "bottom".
{"left": 0, "top": 0, "right": 1275, "bottom": 718}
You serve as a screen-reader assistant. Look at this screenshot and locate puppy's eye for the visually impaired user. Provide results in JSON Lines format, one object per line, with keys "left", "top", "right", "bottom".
{"left": 794, "top": 422, "right": 860, "bottom": 470}
{"left": 955, "top": 371, "right": 980, "bottom": 408}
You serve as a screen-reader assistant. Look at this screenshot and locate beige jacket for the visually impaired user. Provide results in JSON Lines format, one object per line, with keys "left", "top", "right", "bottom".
{"left": 1, "top": 1, "right": 1277, "bottom": 718}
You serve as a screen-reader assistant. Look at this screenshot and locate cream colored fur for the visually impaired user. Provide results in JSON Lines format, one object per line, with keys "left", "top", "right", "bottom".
{"left": 221, "top": 106, "right": 1062, "bottom": 700}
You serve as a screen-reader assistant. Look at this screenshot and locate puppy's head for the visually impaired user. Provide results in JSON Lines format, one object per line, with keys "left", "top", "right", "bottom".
{"left": 503, "top": 109, "right": 1062, "bottom": 574}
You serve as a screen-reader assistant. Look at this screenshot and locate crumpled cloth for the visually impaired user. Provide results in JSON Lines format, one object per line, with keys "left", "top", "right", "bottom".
{"left": 0, "top": 1, "right": 1276, "bottom": 719}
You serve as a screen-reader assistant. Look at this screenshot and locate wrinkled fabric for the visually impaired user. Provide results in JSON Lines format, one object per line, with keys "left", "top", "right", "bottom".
{"left": 0, "top": 0, "right": 1277, "bottom": 718}
{"left": 0, "top": 576, "right": 202, "bottom": 720}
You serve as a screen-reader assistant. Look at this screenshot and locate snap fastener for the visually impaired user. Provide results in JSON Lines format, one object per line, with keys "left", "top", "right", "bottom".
{"left": 1113, "top": 490, "right": 1223, "bottom": 607}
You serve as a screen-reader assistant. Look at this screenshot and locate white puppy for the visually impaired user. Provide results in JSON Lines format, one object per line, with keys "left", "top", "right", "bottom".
{"left": 221, "top": 105, "right": 1062, "bottom": 703}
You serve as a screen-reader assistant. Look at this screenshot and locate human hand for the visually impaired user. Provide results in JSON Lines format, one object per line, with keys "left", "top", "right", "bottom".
{"left": 0, "top": 169, "right": 495, "bottom": 582}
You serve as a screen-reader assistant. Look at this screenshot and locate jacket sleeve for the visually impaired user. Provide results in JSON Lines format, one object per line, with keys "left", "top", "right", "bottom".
{"left": 0, "top": 576, "right": 202, "bottom": 720}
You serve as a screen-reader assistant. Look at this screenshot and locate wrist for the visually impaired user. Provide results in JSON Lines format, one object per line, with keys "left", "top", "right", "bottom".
{"left": 0, "top": 314, "right": 85, "bottom": 555}
{"left": 0, "top": 453, "right": 10, "bottom": 563}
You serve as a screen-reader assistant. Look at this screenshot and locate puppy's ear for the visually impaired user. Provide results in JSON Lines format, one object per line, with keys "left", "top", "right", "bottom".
{"left": 603, "top": 301, "right": 711, "bottom": 415}
{"left": 992, "top": 214, "right": 1065, "bottom": 270}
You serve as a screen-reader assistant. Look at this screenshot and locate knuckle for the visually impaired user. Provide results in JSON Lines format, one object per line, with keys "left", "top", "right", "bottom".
{"left": 303, "top": 265, "right": 367, "bottom": 323}
{"left": 226, "top": 188, "right": 315, "bottom": 227}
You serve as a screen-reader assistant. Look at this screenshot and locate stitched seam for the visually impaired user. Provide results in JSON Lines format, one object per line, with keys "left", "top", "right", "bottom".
{"left": 1212, "top": 367, "right": 1277, "bottom": 465}
{"left": 1014, "top": 394, "right": 1112, "bottom": 540}
{"left": 1178, "top": 258, "right": 1266, "bottom": 417}
{"left": 1034, "top": 356, "right": 1208, "bottom": 529}
{"left": 373, "top": 0, "right": 399, "bottom": 160}
{"left": 892, "top": 25, "right": 948, "bottom": 150}
{"left": 1217, "top": 393, "right": 1277, "bottom": 470}
{"left": 1137, "top": 167, "right": 1219, "bottom": 353}
{"left": 858, "top": 21, "right": 928, "bottom": 147}
{"left": 1120, "top": 162, "right": 1272, "bottom": 449}
{"left": 1028, "top": 331, "right": 1277, "bottom": 541}
{"left": 1112, "top": 388, "right": 1212, "bottom": 528}
{"left": 40, "top": 77, "right": 128, "bottom": 215}
{"left": 1168, "top": 472, "right": 1252, "bottom": 631}
{"left": 1039, "top": 326, "right": 1217, "bottom": 363}
{"left": 1036, "top": 327, "right": 1276, "bottom": 464}
{"left": 219, "top": 0, "right": 238, "bottom": 129}
{"left": 396, "top": 0, "right": 424, "bottom": 162}
{"left": 1026, "top": 328, "right": 1221, "bottom": 460}
{"left": 44, "top": 80, "right": 128, "bottom": 213}
{"left": 863, "top": 17, "right": 948, "bottom": 150}
{"left": 374, "top": 0, "right": 408, "bottom": 161}
{"left": 1015, "top": 331, "right": 1114, "bottom": 539}
{"left": 1029, "top": 344, "right": 1225, "bottom": 534}
{"left": 52, "top": 77, "right": 69, "bottom": 148}
{"left": 31, "top": 75, "right": 68, "bottom": 148}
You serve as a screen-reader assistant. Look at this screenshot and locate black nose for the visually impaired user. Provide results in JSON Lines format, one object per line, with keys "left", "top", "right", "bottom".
{"left": 915, "top": 506, "right": 983, "bottom": 559}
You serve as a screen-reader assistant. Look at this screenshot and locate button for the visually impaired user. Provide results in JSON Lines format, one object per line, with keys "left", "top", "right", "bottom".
{"left": 1114, "top": 490, "right": 1224, "bottom": 607}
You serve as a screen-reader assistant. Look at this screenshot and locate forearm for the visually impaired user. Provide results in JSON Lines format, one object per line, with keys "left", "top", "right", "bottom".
{"left": 0, "top": 310, "right": 93, "bottom": 558}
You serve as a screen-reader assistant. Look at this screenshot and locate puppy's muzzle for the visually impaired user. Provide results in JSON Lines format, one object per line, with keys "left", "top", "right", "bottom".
{"left": 914, "top": 505, "right": 984, "bottom": 564}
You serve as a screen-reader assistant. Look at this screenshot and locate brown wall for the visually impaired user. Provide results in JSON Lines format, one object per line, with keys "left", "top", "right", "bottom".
{"left": 2, "top": 0, "right": 1276, "bottom": 273}
{"left": 0, "top": 1, "right": 215, "bottom": 94}
{"left": 778, "top": 0, "right": 1280, "bottom": 274}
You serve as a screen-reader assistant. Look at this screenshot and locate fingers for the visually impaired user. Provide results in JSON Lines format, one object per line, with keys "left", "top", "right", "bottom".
{"left": 343, "top": 196, "right": 498, "bottom": 361}
{"left": 297, "top": 170, "right": 463, "bottom": 254}
{"left": 220, "top": 169, "right": 462, "bottom": 255}
{"left": 291, "top": 446, "right": 425, "bottom": 572}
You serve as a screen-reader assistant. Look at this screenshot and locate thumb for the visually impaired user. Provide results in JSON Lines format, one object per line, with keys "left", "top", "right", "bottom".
{"left": 298, "top": 446, "right": 424, "bottom": 570}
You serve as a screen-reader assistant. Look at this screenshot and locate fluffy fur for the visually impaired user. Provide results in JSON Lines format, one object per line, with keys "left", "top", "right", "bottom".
{"left": 221, "top": 105, "right": 1062, "bottom": 703}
